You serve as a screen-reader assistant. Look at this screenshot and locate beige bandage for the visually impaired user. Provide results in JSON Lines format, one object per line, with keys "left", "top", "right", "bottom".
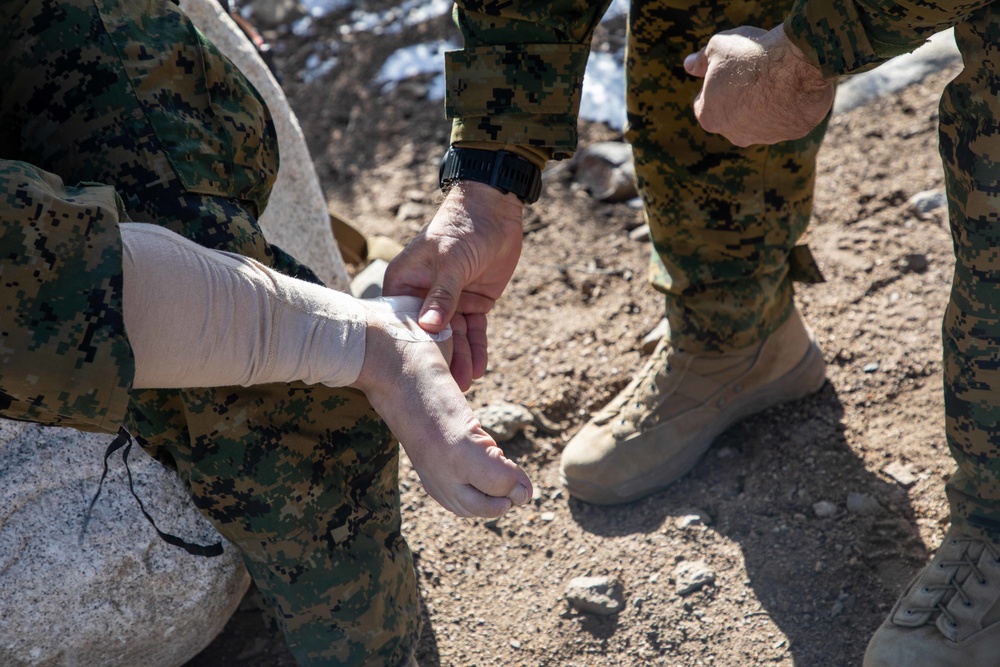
{"left": 121, "top": 222, "right": 369, "bottom": 389}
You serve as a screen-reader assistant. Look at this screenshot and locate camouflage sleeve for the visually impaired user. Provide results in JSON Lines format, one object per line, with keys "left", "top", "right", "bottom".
{"left": 783, "top": 0, "right": 995, "bottom": 77}
{"left": 446, "top": 0, "right": 614, "bottom": 161}
{"left": 0, "top": 160, "right": 135, "bottom": 434}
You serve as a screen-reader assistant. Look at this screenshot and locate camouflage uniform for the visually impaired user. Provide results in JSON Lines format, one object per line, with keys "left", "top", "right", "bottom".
{"left": 785, "top": 0, "right": 1000, "bottom": 541}
{"left": 448, "top": 0, "right": 1000, "bottom": 541}
{"left": 0, "top": 2, "right": 418, "bottom": 665}
{"left": 447, "top": 0, "right": 827, "bottom": 355}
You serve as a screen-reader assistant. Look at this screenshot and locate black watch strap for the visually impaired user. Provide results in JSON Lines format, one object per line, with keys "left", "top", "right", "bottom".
{"left": 439, "top": 146, "right": 542, "bottom": 204}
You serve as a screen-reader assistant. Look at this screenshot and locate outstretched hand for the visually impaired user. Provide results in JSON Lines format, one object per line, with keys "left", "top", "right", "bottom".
{"left": 683, "top": 24, "right": 835, "bottom": 147}
{"left": 383, "top": 181, "right": 524, "bottom": 390}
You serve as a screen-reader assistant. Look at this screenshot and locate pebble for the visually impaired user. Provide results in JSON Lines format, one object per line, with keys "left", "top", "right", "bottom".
{"left": 863, "top": 362, "right": 880, "bottom": 373}
{"left": 673, "top": 560, "right": 716, "bottom": 596}
{"left": 540, "top": 512, "right": 556, "bottom": 522}
{"left": 476, "top": 402, "right": 535, "bottom": 442}
{"left": 900, "top": 253, "right": 929, "bottom": 273}
{"left": 907, "top": 189, "right": 947, "bottom": 217}
{"left": 629, "top": 224, "right": 651, "bottom": 242}
{"left": 883, "top": 461, "right": 918, "bottom": 487}
{"left": 675, "top": 508, "right": 712, "bottom": 529}
{"left": 812, "top": 501, "right": 838, "bottom": 518}
{"left": 564, "top": 576, "right": 625, "bottom": 616}
{"left": 846, "top": 492, "right": 884, "bottom": 516}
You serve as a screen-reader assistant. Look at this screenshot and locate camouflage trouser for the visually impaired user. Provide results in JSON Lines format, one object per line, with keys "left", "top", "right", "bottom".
{"left": 937, "top": 5, "right": 1000, "bottom": 542}
{"left": 626, "top": 0, "right": 828, "bottom": 354}
{"left": 0, "top": 1, "right": 418, "bottom": 664}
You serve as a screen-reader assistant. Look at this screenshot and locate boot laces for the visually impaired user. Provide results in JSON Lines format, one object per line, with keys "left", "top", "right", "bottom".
{"left": 904, "top": 535, "right": 1000, "bottom": 629}
{"left": 615, "top": 343, "right": 673, "bottom": 432}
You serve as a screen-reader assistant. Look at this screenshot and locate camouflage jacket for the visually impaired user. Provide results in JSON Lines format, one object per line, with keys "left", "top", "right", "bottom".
{"left": 445, "top": 0, "right": 988, "bottom": 160}
{"left": 0, "top": 160, "right": 135, "bottom": 434}
{"left": 783, "top": 0, "right": 997, "bottom": 78}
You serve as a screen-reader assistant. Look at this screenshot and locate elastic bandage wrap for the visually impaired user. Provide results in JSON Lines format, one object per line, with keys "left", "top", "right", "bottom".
{"left": 122, "top": 223, "right": 361, "bottom": 389}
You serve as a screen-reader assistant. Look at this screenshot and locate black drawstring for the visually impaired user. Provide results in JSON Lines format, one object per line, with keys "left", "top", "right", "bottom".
{"left": 80, "top": 426, "right": 224, "bottom": 558}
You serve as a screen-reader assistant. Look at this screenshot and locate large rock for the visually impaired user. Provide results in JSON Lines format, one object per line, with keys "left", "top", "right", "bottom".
{"left": 181, "top": 0, "right": 351, "bottom": 292}
{"left": 0, "top": 420, "right": 249, "bottom": 667}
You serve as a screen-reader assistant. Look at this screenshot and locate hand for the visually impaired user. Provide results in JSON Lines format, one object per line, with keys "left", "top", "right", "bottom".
{"left": 354, "top": 298, "right": 533, "bottom": 518}
{"left": 383, "top": 181, "right": 524, "bottom": 390}
{"left": 683, "top": 25, "right": 835, "bottom": 147}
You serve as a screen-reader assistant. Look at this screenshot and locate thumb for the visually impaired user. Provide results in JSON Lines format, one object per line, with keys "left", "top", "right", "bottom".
{"left": 418, "top": 272, "right": 463, "bottom": 332}
{"left": 684, "top": 49, "right": 708, "bottom": 78}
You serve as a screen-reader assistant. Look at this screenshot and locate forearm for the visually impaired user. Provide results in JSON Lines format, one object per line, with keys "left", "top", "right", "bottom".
{"left": 447, "top": 0, "right": 613, "bottom": 161}
{"left": 122, "top": 223, "right": 368, "bottom": 389}
{"left": 783, "top": 0, "right": 993, "bottom": 77}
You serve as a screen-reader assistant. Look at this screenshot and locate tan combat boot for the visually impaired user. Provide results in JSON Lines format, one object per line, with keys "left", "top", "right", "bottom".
{"left": 864, "top": 527, "right": 1000, "bottom": 666}
{"left": 559, "top": 309, "right": 826, "bottom": 504}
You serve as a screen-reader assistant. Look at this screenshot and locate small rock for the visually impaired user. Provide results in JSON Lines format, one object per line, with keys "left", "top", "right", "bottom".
{"left": 899, "top": 253, "right": 929, "bottom": 274}
{"left": 349, "top": 258, "right": 387, "bottom": 299}
{"left": 629, "top": 224, "right": 651, "bottom": 242}
{"left": 564, "top": 576, "right": 624, "bottom": 616}
{"left": 510, "top": 640, "right": 521, "bottom": 649}
{"left": 883, "top": 461, "right": 918, "bottom": 487}
{"left": 907, "top": 189, "right": 947, "bottom": 217}
{"left": 572, "top": 142, "right": 638, "bottom": 202}
{"left": 812, "top": 501, "right": 838, "bottom": 518}
{"left": 476, "top": 402, "right": 535, "bottom": 442}
{"left": 640, "top": 319, "right": 669, "bottom": 355}
{"left": 540, "top": 512, "right": 556, "bottom": 522}
{"left": 846, "top": 492, "right": 884, "bottom": 516}
{"left": 674, "top": 508, "right": 712, "bottom": 529}
{"left": 673, "top": 560, "right": 715, "bottom": 596}
{"left": 863, "top": 362, "right": 880, "bottom": 373}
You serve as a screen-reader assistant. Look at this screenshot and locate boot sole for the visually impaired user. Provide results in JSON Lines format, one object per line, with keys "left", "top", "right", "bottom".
{"left": 560, "top": 341, "right": 827, "bottom": 505}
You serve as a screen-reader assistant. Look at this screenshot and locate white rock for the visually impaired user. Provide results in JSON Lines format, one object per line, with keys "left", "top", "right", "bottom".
{"left": 181, "top": 0, "right": 351, "bottom": 293}
{"left": 476, "top": 402, "right": 535, "bottom": 442}
{"left": 674, "top": 508, "right": 712, "bottom": 529}
{"left": 812, "top": 500, "right": 838, "bottom": 518}
{"left": 0, "top": 420, "right": 249, "bottom": 667}
{"left": 883, "top": 461, "right": 918, "bottom": 487}
{"left": 565, "top": 576, "right": 624, "bottom": 615}
{"left": 673, "top": 560, "right": 715, "bottom": 596}
{"left": 907, "top": 189, "right": 948, "bottom": 217}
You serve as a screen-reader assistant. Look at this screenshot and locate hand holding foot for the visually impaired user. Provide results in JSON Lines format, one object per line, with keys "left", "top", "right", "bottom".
{"left": 353, "top": 297, "right": 533, "bottom": 518}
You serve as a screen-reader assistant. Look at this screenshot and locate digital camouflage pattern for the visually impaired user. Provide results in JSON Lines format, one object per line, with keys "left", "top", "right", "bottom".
{"left": 450, "top": 0, "right": 1000, "bottom": 543}
{"left": 447, "top": 0, "right": 827, "bottom": 355}
{"left": 0, "top": 1, "right": 418, "bottom": 664}
{"left": 786, "top": 0, "right": 1000, "bottom": 540}
{"left": 625, "top": 0, "right": 827, "bottom": 354}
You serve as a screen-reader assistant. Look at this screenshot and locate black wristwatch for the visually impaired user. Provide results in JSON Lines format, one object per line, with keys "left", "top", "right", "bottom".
{"left": 439, "top": 146, "right": 542, "bottom": 204}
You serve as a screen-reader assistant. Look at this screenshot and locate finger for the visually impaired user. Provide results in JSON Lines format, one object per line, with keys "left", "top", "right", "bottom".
{"left": 465, "top": 312, "right": 489, "bottom": 380}
{"left": 453, "top": 485, "right": 514, "bottom": 519}
{"left": 473, "top": 445, "right": 533, "bottom": 502}
{"left": 417, "top": 271, "right": 465, "bottom": 332}
{"left": 448, "top": 314, "right": 474, "bottom": 391}
{"left": 683, "top": 48, "right": 708, "bottom": 77}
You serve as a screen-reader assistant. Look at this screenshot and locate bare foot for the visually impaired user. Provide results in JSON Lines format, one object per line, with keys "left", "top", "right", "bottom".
{"left": 352, "top": 297, "right": 533, "bottom": 518}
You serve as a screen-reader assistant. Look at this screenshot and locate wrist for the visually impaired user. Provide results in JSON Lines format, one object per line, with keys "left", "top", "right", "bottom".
{"left": 439, "top": 146, "right": 542, "bottom": 204}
